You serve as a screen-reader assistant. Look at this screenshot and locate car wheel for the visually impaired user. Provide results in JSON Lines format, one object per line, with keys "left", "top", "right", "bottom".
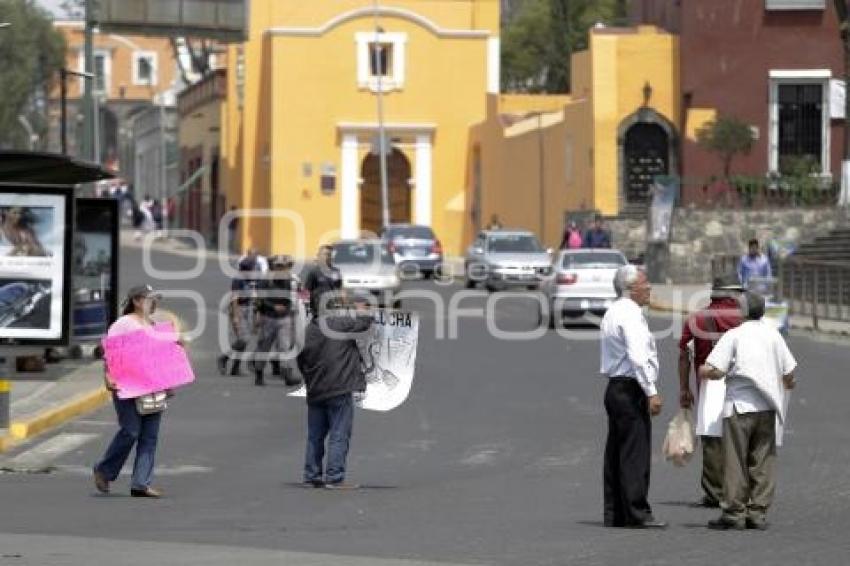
{"left": 464, "top": 264, "right": 477, "bottom": 289}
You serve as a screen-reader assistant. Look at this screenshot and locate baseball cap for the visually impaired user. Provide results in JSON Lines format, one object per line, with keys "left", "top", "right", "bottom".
{"left": 125, "top": 284, "right": 162, "bottom": 301}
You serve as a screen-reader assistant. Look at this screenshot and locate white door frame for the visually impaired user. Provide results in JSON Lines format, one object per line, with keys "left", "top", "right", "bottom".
{"left": 338, "top": 122, "right": 435, "bottom": 238}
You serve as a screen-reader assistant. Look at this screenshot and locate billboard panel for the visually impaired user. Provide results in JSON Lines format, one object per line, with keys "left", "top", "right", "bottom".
{"left": 73, "top": 198, "right": 119, "bottom": 342}
{"left": 0, "top": 185, "right": 73, "bottom": 346}
{"left": 98, "top": 0, "right": 248, "bottom": 42}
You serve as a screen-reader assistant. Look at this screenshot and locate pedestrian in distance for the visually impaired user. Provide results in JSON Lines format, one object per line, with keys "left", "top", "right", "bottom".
{"left": 583, "top": 216, "right": 611, "bottom": 248}
{"left": 559, "top": 220, "right": 583, "bottom": 250}
{"left": 678, "top": 274, "right": 745, "bottom": 508}
{"left": 737, "top": 238, "right": 772, "bottom": 287}
{"left": 226, "top": 205, "right": 239, "bottom": 255}
{"left": 303, "top": 244, "right": 342, "bottom": 319}
{"left": 699, "top": 291, "right": 797, "bottom": 531}
{"left": 599, "top": 265, "right": 666, "bottom": 528}
{"left": 218, "top": 256, "right": 262, "bottom": 377}
{"left": 297, "top": 292, "right": 374, "bottom": 489}
{"left": 251, "top": 255, "right": 304, "bottom": 387}
{"left": 93, "top": 285, "right": 173, "bottom": 498}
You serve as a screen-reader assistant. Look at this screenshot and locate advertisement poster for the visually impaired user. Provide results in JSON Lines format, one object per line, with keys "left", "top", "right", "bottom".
{"left": 0, "top": 186, "right": 72, "bottom": 345}
{"left": 73, "top": 198, "right": 119, "bottom": 340}
{"left": 648, "top": 176, "right": 679, "bottom": 243}
{"left": 288, "top": 310, "right": 419, "bottom": 412}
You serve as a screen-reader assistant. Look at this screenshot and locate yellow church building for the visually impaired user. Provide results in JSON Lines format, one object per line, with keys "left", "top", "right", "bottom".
{"left": 221, "top": 1, "right": 680, "bottom": 257}
{"left": 223, "top": 0, "right": 501, "bottom": 257}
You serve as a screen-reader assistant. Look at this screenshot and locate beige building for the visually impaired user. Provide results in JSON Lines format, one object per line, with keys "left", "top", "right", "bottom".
{"left": 51, "top": 21, "right": 179, "bottom": 178}
{"left": 176, "top": 69, "right": 228, "bottom": 241}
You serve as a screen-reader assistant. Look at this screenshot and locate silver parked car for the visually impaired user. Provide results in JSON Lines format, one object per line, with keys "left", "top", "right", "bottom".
{"left": 539, "top": 248, "right": 627, "bottom": 327}
{"left": 464, "top": 230, "right": 553, "bottom": 291}
{"left": 332, "top": 239, "right": 402, "bottom": 308}
{"left": 381, "top": 224, "right": 443, "bottom": 279}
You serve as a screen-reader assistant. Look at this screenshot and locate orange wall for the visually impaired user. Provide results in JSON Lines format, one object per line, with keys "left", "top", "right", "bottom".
{"left": 54, "top": 22, "right": 177, "bottom": 101}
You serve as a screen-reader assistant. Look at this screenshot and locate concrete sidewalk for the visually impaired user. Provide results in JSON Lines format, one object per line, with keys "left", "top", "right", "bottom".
{"left": 650, "top": 283, "right": 850, "bottom": 336}
{"left": 0, "top": 360, "right": 108, "bottom": 454}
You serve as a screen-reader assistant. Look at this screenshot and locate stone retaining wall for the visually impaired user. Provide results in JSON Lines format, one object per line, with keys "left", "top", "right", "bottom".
{"left": 608, "top": 206, "right": 849, "bottom": 284}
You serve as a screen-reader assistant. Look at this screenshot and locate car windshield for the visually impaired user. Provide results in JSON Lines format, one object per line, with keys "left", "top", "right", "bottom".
{"left": 333, "top": 243, "right": 395, "bottom": 265}
{"left": 562, "top": 252, "right": 626, "bottom": 269}
{"left": 488, "top": 235, "right": 542, "bottom": 253}
{"left": 386, "top": 226, "right": 435, "bottom": 240}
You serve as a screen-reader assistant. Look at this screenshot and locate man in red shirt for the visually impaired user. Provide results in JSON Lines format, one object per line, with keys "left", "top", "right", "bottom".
{"left": 678, "top": 274, "right": 744, "bottom": 507}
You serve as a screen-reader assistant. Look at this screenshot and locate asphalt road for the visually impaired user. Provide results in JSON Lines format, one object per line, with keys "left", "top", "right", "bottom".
{"left": 1, "top": 242, "right": 850, "bottom": 565}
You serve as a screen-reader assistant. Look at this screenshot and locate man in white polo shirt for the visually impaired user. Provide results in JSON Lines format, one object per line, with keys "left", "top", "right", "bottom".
{"left": 699, "top": 291, "right": 797, "bottom": 531}
{"left": 599, "top": 265, "right": 666, "bottom": 529}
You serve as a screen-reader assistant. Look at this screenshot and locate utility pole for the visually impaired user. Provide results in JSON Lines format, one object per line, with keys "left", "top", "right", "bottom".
{"left": 59, "top": 68, "right": 94, "bottom": 155}
{"left": 537, "top": 113, "right": 546, "bottom": 243}
{"left": 836, "top": 0, "right": 850, "bottom": 205}
{"left": 81, "top": 0, "right": 95, "bottom": 161}
{"left": 373, "top": 0, "right": 391, "bottom": 231}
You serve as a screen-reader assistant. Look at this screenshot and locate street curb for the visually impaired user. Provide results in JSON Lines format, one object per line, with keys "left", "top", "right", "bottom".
{"left": 0, "top": 387, "right": 110, "bottom": 454}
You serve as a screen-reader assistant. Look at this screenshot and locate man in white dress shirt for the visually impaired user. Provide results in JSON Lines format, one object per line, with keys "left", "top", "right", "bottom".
{"left": 699, "top": 291, "right": 797, "bottom": 531}
{"left": 599, "top": 265, "right": 666, "bottom": 529}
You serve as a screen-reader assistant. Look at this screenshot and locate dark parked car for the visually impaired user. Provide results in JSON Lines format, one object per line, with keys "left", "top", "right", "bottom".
{"left": 381, "top": 224, "right": 443, "bottom": 279}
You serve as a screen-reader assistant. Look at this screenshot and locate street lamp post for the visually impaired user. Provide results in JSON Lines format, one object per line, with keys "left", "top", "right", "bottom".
{"left": 372, "top": 0, "right": 391, "bottom": 232}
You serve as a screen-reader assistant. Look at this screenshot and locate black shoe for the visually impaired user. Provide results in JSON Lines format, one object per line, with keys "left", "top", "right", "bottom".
{"left": 707, "top": 518, "right": 746, "bottom": 530}
{"left": 130, "top": 487, "right": 163, "bottom": 498}
{"left": 254, "top": 371, "right": 265, "bottom": 386}
{"left": 302, "top": 480, "right": 325, "bottom": 488}
{"left": 628, "top": 518, "right": 668, "bottom": 529}
{"left": 217, "top": 355, "right": 228, "bottom": 375}
{"left": 746, "top": 518, "right": 769, "bottom": 530}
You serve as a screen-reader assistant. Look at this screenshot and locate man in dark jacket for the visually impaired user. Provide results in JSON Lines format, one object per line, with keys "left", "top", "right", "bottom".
{"left": 297, "top": 294, "right": 374, "bottom": 488}
{"left": 583, "top": 216, "right": 612, "bottom": 248}
{"left": 678, "top": 274, "right": 744, "bottom": 507}
{"left": 303, "top": 245, "right": 342, "bottom": 318}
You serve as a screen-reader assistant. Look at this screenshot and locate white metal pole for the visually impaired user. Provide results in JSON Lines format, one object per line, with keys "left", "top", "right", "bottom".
{"left": 160, "top": 104, "right": 169, "bottom": 234}
{"left": 373, "top": 0, "right": 390, "bottom": 231}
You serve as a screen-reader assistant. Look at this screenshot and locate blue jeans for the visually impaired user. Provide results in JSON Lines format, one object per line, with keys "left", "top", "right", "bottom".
{"left": 95, "top": 394, "right": 162, "bottom": 490}
{"left": 304, "top": 393, "right": 354, "bottom": 484}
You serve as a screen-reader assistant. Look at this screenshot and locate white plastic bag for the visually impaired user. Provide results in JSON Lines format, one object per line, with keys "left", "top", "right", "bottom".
{"left": 662, "top": 408, "right": 696, "bottom": 467}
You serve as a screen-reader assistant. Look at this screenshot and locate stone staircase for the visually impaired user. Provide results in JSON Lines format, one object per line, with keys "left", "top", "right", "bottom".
{"left": 792, "top": 228, "right": 850, "bottom": 263}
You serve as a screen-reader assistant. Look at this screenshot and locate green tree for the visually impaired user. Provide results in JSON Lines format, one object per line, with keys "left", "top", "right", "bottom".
{"left": 501, "top": 0, "right": 621, "bottom": 93}
{"left": 696, "top": 116, "right": 756, "bottom": 178}
{"left": 0, "top": 0, "right": 66, "bottom": 149}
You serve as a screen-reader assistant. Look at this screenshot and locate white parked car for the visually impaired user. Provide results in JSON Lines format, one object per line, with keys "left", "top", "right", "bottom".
{"left": 332, "top": 239, "right": 402, "bottom": 308}
{"left": 539, "top": 249, "right": 627, "bottom": 327}
{"left": 464, "top": 230, "right": 553, "bottom": 291}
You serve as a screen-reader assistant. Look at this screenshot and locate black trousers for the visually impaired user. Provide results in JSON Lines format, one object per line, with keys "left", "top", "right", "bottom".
{"left": 603, "top": 379, "right": 653, "bottom": 526}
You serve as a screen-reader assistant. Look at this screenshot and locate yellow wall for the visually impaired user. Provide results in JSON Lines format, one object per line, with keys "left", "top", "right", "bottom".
{"left": 225, "top": 0, "right": 496, "bottom": 257}
{"left": 499, "top": 94, "right": 571, "bottom": 115}
{"left": 590, "top": 26, "right": 680, "bottom": 215}
{"left": 469, "top": 25, "right": 679, "bottom": 248}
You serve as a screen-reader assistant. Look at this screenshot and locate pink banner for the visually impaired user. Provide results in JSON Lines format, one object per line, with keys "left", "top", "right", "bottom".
{"left": 102, "top": 322, "right": 195, "bottom": 399}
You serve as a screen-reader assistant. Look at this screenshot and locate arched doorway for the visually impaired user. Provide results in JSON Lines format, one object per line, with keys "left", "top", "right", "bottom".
{"left": 360, "top": 148, "right": 411, "bottom": 235}
{"left": 623, "top": 123, "right": 669, "bottom": 203}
